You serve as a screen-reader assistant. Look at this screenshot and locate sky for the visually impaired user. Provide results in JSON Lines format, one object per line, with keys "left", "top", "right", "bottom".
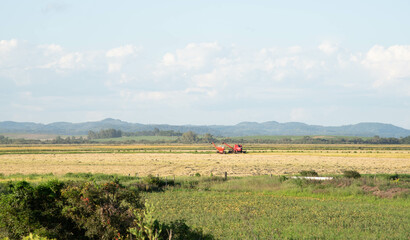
{"left": 1, "top": 0, "right": 409, "bottom": 128}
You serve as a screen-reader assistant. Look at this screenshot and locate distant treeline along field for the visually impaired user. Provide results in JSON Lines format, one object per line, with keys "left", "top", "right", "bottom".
{"left": 1, "top": 128, "right": 410, "bottom": 145}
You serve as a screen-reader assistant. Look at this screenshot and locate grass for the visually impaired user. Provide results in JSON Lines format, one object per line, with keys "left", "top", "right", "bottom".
{"left": 1, "top": 173, "right": 408, "bottom": 239}
{"left": 147, "top": 190, "right": 409, "bottom": 239}
{"left": 145, "top": 175, "right": 409, "bottom": 239}
{"left": 230, "top": 135, "right": 372, "bottom": 141}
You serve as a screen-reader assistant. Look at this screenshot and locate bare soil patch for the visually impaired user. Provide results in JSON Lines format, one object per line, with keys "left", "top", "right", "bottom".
{"left": 362, "top": 185, "right": 409, "bottom": 198}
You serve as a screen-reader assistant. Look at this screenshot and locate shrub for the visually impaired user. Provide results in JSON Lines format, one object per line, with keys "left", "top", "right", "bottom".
{"left": 144, "top": 174, "right": 166, "bottom": 187}
{"left": 0, "top": 180, "right": 143, "bottom": 240}
{"left": 160, "top": 220, "right": 214, "bottom": 240}
{"left": 279, "top": 175, "right": 288, "bottom": 182}
{"left": 0, "top": 180, "right": 80, "bottom": 240}
{"left": 130, "top": 204, "right": 214, "bottom": 240}
{"left": 343, "top": 170, "right": 361, "bottom": 179}
{"left": 195, "top": 173, "right": 201, "bottom": 177}
{"left": 299, "top": 170, "right": 318, "bottom": 177}
{"left": 22, "top": 233, "right": 55, "bottom": 240}
{"left": 61, "top": 180, "right": 142, "bottom": 239}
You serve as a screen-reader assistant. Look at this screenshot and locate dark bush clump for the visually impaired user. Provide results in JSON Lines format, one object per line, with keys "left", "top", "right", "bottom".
{"left": 279, "top": 175, "right": 288, "bottom": 182}
{"left": 299, "top": 170, "right": 318, "bottom": 177}
{"left": 161, "top": 220, "right": 214, "bottom": 240}
{"left": 343, "top": 170, "right": 361, "bottom": 179}
{"left": 0, "top": 179, "right": 143, "bottom": 240}
{"left": 144, "top": 174, "right": 166, "bottom": 187}
{"left": 388, "top": 173, "right": 399, "bottom": 180}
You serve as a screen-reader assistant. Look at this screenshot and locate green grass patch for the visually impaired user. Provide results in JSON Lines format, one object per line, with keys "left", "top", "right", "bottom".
{"left": 1, "top": 173, "right": 409, "bottom": 239}
{"left": 145, "top": 175, "right": 409, "bottom": 239}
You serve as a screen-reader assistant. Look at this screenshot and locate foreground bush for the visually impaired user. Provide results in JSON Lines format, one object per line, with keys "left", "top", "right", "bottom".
{"left": 343, "top": 170, "right": 361, "bottom": 179}
{"left": 299, "top": 170, "right": 318, "bottom": 177}
{"left": 61, "top": 180, "right": 142, "bottom": 239}
{"left": 0, "top": 179, "right": 212, "bottom": 240}
{"left": 0, "top": 180, "right": 142, "bottom": 239}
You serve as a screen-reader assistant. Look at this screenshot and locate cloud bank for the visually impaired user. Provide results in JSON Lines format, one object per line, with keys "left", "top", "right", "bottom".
{"left": 0, "top": 39, "right": 409, "bottom": 127}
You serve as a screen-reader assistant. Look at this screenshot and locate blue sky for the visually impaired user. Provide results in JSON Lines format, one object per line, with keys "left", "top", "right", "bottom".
{"left": 1, "top": 1, "right": 409, "bottom": 128}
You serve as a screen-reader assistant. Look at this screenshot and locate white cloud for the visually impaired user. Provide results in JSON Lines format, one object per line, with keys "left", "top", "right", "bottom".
{"left": 192, "top": 70, "right": 222, "bottom": 88}
{"left": 38, "top": 44, "right": 63, "bottom": 55}
{"left": 106, "top": 44, "right": 139, "bottom": 58}
{"left": 162, "top": 53, "right": 176, "bottom": 66}
{"left": 1, "top": 39, "right": 409, "bottom": 127}
{"left": 161, "top": 42, "right": 222, "bottom": 69}
{"left": 318, "top": 41, "right": 338, "bottom": 55}
{"left": 108, "top": 63, "right": 122, "bottom": 73}
{"left": 58, "top": 52, "right": 84, "bottom": 69}
{"left": 362, "top": 45, "right": 410, "bottom": 93}
{"left": 0, "top": 39, "right": 18, "bottom": 53}
{"left": 105, "top": 44, "right": 140, "bottom": 73}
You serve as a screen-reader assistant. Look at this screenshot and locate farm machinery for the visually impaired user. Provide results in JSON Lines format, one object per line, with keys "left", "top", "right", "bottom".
{"left": 212, "top": 142, "right": 226, "bottom": 154}
{"left": 223, "top": 142, "right": 246, "bottom": 153}
{"left": 211, "top": 142, "right": 246, "bottom": 154}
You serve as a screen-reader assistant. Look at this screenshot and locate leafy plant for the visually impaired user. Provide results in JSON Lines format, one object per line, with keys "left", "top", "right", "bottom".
{"left": 129, "top": 202, "right": 163, "bottom": 240}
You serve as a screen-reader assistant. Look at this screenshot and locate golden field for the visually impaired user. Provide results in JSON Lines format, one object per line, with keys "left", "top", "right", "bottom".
{"left": 0, "top": 144, "right": 409, "bottom": 176}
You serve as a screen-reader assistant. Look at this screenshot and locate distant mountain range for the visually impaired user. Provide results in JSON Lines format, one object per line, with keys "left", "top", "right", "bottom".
{"left": 0, "top": 118, "right": 409, "bottom": 138}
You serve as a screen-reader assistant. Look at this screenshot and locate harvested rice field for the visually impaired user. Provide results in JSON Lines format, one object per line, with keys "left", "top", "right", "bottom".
{"left": 0, "top": 144, "right": 409, "bottom": 176}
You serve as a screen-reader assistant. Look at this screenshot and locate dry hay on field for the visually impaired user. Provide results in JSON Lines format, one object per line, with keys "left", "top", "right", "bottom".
{"left": 0, "top": 152, "right": 409, "bottom": 176}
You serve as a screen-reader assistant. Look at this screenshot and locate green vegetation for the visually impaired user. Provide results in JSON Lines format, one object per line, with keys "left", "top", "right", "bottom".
{"left": 299, "top": 170, "right": 319, "bottom": 176}
{"left": 1, "top": 143, "right": 410, "bottom": 156}
{"left": 343, "top": 170, "right": 362, "bottom": 179}
{"left": 2, "top": 130, "right": 410, "bottom": 145}
{"left": 0, "top": 177, "right": 211, "bottom": 240}
{"left": 227, "top": 135, "right": 410, "bottom": 144}
{"left": 93, "top": 135, "right": 180, "bottom": 143}
{"left": 1, "top": 173, "right": 409, "bottom": 239}
{"left": 87, "top": 129, "right": 123, "bottom": 139}
{"left": 146, "top": 174, "right": 409, "bottom": 239}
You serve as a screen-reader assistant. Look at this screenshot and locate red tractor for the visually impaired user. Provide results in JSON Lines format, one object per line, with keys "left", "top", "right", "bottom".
{"left": 223, "top": 142, "right": 246, "bottom": 153}
{"left": 212, "top": 142, "right": 226, "bottom": 154}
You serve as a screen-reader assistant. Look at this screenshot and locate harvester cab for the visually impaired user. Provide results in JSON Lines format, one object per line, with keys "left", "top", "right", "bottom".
{"left": 212, "top": 142, "right": 225, "bottom": 154}
{"left": 223, "top": 142, "right": 247, "bottom": 153}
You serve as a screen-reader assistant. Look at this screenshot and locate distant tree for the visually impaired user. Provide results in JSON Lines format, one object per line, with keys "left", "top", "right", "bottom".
{"left": 201, "top": 133, "right": 215, "bottom": 143}
{"left": 87, "top": 129, "right": 122, "bottom": 139}
{"left": 181, "top": 131, "right": 198, "bottom": 143}
{"left": 87, "top": 130, "right": 97, "bottom": 139}
{"left": 401, "top": 136, "right": 410, "bottom": 144}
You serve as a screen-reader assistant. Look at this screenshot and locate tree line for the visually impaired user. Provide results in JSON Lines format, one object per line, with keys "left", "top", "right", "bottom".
{"left": 0, "top": 135, "right": 89, "bottom": 144}
{"left": 224, "top": 135, "right": 410, "bottom": 144}
{"left": 87, "top": 128, "right": 183, "bottom": 139}
{"left": 1, "top": 133, "right": 410, "bottom": 145}
{"left": 124, "top": 128, "right": 183, "bottom": 137}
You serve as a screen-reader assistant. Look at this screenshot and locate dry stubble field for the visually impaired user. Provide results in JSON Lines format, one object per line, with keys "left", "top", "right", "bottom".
{"left": 0, "top": 144, "right": 409, "bottom": 176}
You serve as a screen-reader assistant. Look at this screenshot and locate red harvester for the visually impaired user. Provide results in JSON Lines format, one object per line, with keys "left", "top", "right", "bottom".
{"left": 212, "top": 142, "right": 225, "bottom": 154}
{"left": 223, "top": 142, "right": 247, "bottom": 153}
